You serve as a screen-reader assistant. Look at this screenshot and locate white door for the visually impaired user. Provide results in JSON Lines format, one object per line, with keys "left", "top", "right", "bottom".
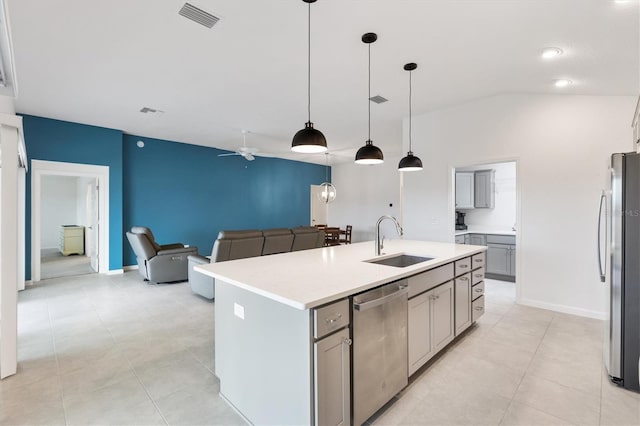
{"left": 310, "top": 185, "right": 328, "bottom": 226}
{"left": 86, "top": 179, "right": 99, "bottom": 272}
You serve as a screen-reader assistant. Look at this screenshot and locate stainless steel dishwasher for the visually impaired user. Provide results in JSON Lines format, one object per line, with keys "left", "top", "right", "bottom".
{"left": 352, "top": 279, "right": 408, "bottom": 425}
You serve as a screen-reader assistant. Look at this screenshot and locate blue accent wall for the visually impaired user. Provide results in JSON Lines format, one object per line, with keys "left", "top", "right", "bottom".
{"left": 22, "top": 115, "right": 124, "bottom": 279}
{"left": 122, "top": 135, "right": 327, "bottom": 265}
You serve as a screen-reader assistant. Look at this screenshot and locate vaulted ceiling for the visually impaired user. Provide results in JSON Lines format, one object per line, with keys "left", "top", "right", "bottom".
{"left": 8, "top": 0, "right": 639, "bottom": 164}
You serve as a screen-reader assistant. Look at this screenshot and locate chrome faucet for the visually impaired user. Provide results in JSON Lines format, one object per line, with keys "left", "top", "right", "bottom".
{"left": 376, "top": 215, "right": 403, "bottom": 255}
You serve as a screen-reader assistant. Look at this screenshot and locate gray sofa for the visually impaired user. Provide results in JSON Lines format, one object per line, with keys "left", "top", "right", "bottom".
{"left": 188, "top": 226, "right": 325, "bottom": 299}
{"left": 126, "top": 226, "right": 198, "bottom": 284}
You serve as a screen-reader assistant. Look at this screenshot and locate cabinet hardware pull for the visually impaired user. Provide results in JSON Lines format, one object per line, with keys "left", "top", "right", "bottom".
{"left": 475, "top": 306, "right": 483, "bottom": 311}
{"left": 474, "top": 274, "right": 482, "bottom": 278}
{"left": 325, "top": 314, "right": 342, "bottom": 324}
{"left": 475, "top": 288, "right": 483, "bottom": 292}
{"left": 459, "top": 264, "right": 468, "bottom": 268}
{"left": 460, "top": 277, "right": 468, "bottom": 281}
{"left": 343, "top": 338, "right": 352, "bottom": 346}
{"left": 474, "top": 259, "right": 482, "bottom": 262}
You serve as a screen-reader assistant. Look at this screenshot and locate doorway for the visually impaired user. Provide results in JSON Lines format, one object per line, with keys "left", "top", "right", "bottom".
{"left": 452, "top": 160, "right": 520, "bottom": 297}
{"left": 310, "top": 184, "right": 328, "bottom": 226}
{"left": 31, "top": 160, "right": 109, "bottom": 282}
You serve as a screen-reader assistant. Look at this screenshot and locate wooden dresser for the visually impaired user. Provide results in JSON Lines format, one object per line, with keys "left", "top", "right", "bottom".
{"left": 59, "top": 225, "right": 84, "bottom": 256}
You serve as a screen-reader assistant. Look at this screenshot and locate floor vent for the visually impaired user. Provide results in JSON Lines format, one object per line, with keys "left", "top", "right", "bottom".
{"left": 179, "top": 3, "right": 220, "bottom": 29}
{"left": 369, "top": 95, "right": 388, "bottom": 104}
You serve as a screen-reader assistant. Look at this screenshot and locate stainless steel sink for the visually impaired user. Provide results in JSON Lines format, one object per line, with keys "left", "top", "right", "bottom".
{"left": 366, "top": 254, "right": 434, "bottom": 268}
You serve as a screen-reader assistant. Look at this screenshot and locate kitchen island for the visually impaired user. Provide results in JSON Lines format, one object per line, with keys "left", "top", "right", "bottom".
{"left": 196, "top": 239, "right": 486, "bottom": 425}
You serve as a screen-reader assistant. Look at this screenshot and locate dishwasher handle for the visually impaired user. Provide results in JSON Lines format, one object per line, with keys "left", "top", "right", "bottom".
{"left": 353, "top": 285, "right": 408, "bottom": 311}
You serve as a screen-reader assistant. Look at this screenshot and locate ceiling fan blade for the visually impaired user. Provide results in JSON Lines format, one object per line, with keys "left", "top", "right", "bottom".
{"left": 243, "top": 153, "right": 255, "bottom": 161}
{"left": 218, "top": 152, "right": 240, "bottom": 157}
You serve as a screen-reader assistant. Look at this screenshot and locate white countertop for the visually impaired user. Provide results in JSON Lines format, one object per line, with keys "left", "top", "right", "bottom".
{"left": 455, "top": 228, "right": 516, "bottom": 236}
{"left": 195, "top": 240, "right": 486, "bottom": 310}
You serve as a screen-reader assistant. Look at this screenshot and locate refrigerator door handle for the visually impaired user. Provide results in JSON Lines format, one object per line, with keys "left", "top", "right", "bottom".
{"left": 597, "top": 191, "right": 607, "bottom": 283}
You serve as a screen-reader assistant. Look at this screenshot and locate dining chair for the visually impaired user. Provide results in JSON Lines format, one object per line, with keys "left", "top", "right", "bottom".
{"left": 339, "top": 225, "right": 352, "bottom": 244}
{"left": 324, "top": 227, "right": 341, "bottom": 246}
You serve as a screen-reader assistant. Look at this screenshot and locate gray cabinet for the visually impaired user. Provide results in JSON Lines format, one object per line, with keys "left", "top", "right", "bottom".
{"left": 474, "top": 170, "right": 495, "bottom": 208}
{"left": 408, "top": 280, "right": 454, "bottom": 375}
{"left": 454, "top": 273, "right": 472, "bottom": 335}
{"left": 314, "top": 327, "right": 350, "bottom": 426}
{"left": 469, "top": 234, "right": 486, "bottom": 246}
{"left": 485, "top": 235, "right": 516, "bottom": 281}
{"left": 455, "top": 172, "right": 475, "bottom": 209}
{"left": 455, "top": 235, "right": 465, "bottom": 244}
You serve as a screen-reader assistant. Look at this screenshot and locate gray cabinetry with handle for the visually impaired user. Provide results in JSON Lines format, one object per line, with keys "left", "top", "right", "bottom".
{"left": 485, "top": 235, "right": 516, "bottom": 281}
{"left": 474, "top": 170, "right": 495, "bottom": 208}
{"left": 313, "top": 299, "right": 350, "bottom": 426}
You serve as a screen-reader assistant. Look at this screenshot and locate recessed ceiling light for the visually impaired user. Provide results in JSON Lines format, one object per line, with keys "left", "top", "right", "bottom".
{"left": 542, "top": 47, "right": 563, "bottom": 59}
{"left": 554, "top": 79, "right": 572, "bottom": 88}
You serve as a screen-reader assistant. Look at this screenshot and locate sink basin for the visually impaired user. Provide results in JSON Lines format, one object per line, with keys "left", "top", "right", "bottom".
{"left": 366, "top": 254, "right": 434, "bottom": 268}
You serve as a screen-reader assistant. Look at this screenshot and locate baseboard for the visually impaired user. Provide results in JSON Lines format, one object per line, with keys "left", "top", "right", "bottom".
{"left": 25, "top": 280, "right": 33, "bottom": 287}
{"left": 106, "top": 269, "right": 124, "bottom": 275}
{"left": 518, "top": 297, "right": 606, "bottom": 320}
{"left": 123, "top": 265, "right": 139, "bottom": 271}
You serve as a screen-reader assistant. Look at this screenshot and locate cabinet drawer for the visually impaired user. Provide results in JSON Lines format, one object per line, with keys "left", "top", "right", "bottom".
{"left": 408, "top": 263, "right": 454, "bottom": 298}
{"left": 472, "top": 281, "right": 485, "bottom": 300}
{"left": 454, "top": 257, "right": 471, "bottom": 277}
{"left": 61, "top": 226, "right": 84, "bottom": 237}
{"left": 472, "top": 267, "right": 484, "bottom": 285}
{"left": 314, "top": 299, "right": 349, "bottom": 339}
{"left": 486, "top": 234, "right": 515, "bottom": 245}
{"left": 471, "top": 252, "right": 485, "bottom": 269}
{"left": 472, "top": 296, "right": 485, "bottom": 322}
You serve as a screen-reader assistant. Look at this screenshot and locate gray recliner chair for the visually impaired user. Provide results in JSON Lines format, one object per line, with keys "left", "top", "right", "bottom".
{"left": 126, "top": 226, "right": 198, "bottom": 284}
{"left": 291, "top": 226, "right": 325, "bottom": 251}
{"left": 188, "top": 230, "right": 265, "bottom": 299}
{"left": 262, "top": 228, "right": 294, "bottom": 255}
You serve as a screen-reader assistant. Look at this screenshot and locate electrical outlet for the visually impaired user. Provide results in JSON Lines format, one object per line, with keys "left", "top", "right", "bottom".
{"left": 234, "top": 303, "right": 245, "bottom": 320}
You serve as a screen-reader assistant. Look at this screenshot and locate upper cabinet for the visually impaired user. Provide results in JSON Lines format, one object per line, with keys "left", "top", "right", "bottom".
{"left": 455, "top": 170, "right": 495, "bottom": 209}
{"left": 455, "top": 172, "right": 475, "bottom": 209}
{"left": 474, "top": 170, "right": 495, "bottom": 209}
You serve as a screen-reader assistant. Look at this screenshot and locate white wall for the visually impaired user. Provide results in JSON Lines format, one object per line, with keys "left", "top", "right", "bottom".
{"left": 399, "top": 94, "right": 635, "bottom": 318}
{"left": 41, "top": 175, "right": 80, "bottom": 249}
{"left": 330, "top": 155, "right": 402, "bottom": 244}
{"left": 457, "top": 161, "right": 516, "bottom": 230}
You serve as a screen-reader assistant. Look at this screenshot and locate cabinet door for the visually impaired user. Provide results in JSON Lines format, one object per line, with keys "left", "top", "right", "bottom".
{"left": 314, "top": 328, "right": 350, "bottom": 426}
{"left": 486, "top": 244, "right": 511, "bottom": 276}
{"left": 455, "top": 235, "right": 465, "bottom": 244}
{"left": 454, "top": 274, "right": 471, "bottom": 336}
{"left": 455, "top": 172, "right": 474, "bottom": 209}
{"left": 431, "top": 281, "right": 455, "bottom": 353}
{"left": 464, "top": 234, "right": 470, "bottom": 244}
{"left": 408, "top": 291, "right": 431, "bottom": 376}
{"left": 469, "top": 234, "right": 486, "bottom": 246}
{"left": 474, "top": 170, "right": 495, "bottom": 209}
{"left": 509, "top": 245, "right": 516, "bottom": 277}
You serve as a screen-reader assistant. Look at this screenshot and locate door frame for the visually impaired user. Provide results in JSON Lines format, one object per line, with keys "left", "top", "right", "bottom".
{"left": 310, "top": 184, "right": 329, "bottom": 226}
{"left": 450, "top": 157, "right": 521, "bottom": 302}
{"left": 31, "top": 160, "right": 109, "bottom": 282}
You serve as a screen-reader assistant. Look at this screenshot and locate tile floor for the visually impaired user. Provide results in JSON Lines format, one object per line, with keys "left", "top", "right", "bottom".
{"left": 1, "top": 273, "right": 637, "bottom": 425}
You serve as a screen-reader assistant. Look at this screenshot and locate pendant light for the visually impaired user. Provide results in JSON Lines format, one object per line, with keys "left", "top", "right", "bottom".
{"left": 318, "top": 152, "right": 336, "bottom": 203}
{"left": 398, "top": 63, "right": 423, "bottom": 171}
{"left": 355, "top": 33, "right": 384, "bottom": 165}
{"left": 291, "top": 0, "right": 327, "bottom": 154}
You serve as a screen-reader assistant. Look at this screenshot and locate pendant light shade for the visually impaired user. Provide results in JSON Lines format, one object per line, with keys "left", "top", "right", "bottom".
{"left": 291, "top": 0, "right": 327, "bottom": 154}
{"left": 355, "top": 32, "right": 384, "bottom": 165}
{"left": 319, "top": 152, "right": 336, "bottom": 203}
{"left": 399, "top": 62, "right": 423, "bottom": 171}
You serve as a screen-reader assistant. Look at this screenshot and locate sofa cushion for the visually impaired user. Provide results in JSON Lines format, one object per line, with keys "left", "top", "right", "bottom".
{"left": 262, "top": 228, "right": 294, "bottom": 255}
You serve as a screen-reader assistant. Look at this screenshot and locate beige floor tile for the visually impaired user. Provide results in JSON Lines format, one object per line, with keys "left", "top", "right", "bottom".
{"left": 154, "top": 381, "right": 244, "bottom": 426}
{"left": 370, "top": 393, "right": 423, "bottom": 425}
{"left": 500, "top": 401, "right": 574, "bottom": 425}
{"left": 451, "top": 333, "right": 535, "bottom": 374}
{"left": 481, "top": 324, "right": 543, "bottom": 354}
{"left": 63, "top": 375, "right": 161, "bottom": 425}
{"left": 134, "top": 350, "right": 218, "bottom": 401}
{"left": 512, "top": 374, "right": 600, "bottom": 425}
{"left": 0, "top": 399, "right": 66, "bottom": 426}
{"left": 526, "top": 352, "right": 601, "bottom": 396}
{"left": 0, "top": 374, "right": 63, "bottom": 408}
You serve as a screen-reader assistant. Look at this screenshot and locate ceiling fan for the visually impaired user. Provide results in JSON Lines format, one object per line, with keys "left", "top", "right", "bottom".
{"left": 218, "top": 130, "right": 259, "bottom": 161}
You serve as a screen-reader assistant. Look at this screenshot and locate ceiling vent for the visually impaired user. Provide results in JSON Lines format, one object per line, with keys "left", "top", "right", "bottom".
{"left": 139, "top": 107, "right": 164, "bottom": 114}
{"left": 179, "top": 3, "right": 220, "bottom": 28}
{"left": 369, "top": 95, "right": 388, "bottom": 104}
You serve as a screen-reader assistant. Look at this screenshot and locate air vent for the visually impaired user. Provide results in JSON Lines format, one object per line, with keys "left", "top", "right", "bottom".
{"left": 369, "top": 95, "right": 388, "bottom": 104}
{"left": 179, "top": 3, "right": 220, "bottom": 28}
{"left": 139, "top": 107, "right": 164, "bottom": 114}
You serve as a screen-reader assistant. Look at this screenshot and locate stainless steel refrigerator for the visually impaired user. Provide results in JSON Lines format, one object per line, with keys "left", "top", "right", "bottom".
{"left": 599, "top": 152, "right": 640, "bottom": 392}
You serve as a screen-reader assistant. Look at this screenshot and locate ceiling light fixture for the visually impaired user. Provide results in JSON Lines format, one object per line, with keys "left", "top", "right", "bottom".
{"left": 319, "top": 152, "right": 336, "bottom": 203}
{"left": 355, "top": 32, "right": 384, "bottom": 165}
{"left": 398, "top": 63, "right": 423, "bottom": 172}
{"left": 541, "top": 47, "right": 563, "bottom": 59}
{"left": 291, "top": 0, "right": 327, "bottom": 154}
{"left": 554, "top": 79, "right": 572, "bottom": 87}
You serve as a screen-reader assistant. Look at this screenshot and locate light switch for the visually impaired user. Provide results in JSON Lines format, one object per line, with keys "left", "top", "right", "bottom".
{"left": 234, "top": 303, "right": 245, "bottom": 320}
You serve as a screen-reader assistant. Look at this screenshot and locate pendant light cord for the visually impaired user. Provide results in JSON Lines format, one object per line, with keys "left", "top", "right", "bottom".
{"left": 307, "top": 1, "right": 311, "bottom": 123}
{"left": 409, "top": 69, "right": 412, "bottom": 152}
{"left": 368, "top": 43, "right": 371, "bottom": 142}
